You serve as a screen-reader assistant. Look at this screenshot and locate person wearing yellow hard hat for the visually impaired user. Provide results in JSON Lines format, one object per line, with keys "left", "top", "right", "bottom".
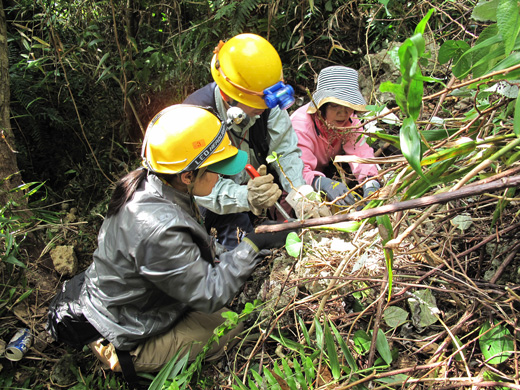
{"left": 47, "top": 105, "right": 295, "bottom": 388}
{"left": 184, "top": 33, "right": 330, "bottom": 249}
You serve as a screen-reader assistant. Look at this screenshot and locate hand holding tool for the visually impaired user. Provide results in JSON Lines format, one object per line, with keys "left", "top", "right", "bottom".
{"left": 245, "top": 164, "right": 292, "bottom": 221}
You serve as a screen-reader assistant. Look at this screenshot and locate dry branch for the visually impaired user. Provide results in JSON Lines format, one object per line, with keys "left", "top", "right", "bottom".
{"left": 256, "top": 174, "right": 520, "bottom": 233}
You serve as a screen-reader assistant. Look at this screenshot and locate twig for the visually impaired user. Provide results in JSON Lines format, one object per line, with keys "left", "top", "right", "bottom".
{"left": 489, "top": 242, "right": 520, "bottom": 284}
{"left": 456, "top": 221, "right": 520, "bottom": 258}
{"left": 367, "top": 274, "right": 388, "bottom": 368}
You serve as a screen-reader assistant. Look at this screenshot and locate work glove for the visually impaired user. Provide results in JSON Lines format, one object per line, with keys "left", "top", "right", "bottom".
{"left": 362, "top": 179, "right": 381, "bottom": 198}
{"left": 312, "top": 176, "right": 357, "bottom": 206}
{"left": 286, "top": 185, "right": 331, "bottom": 220}
{"left": 243, "top": 221, "right": 298, "bottom": 251}
{"left": 247, "top": 165, "right": 282, "bottom": 216}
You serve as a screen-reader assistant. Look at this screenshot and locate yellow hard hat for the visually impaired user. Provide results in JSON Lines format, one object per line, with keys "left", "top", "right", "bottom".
{"left": 211, "top": 33, "right": 284, "bottom": 109}
{"left": 142, "top": 105, "right": 247, "bottom": 175}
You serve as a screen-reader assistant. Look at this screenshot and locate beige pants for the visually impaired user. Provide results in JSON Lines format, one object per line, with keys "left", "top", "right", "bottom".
{"left": 89, "top": 308, "right": 244, "bottom": 373}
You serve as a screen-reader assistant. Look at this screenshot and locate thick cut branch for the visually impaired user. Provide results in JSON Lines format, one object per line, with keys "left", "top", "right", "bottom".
{"left": 255, "top": 174, "right": 520, "bottom": 233}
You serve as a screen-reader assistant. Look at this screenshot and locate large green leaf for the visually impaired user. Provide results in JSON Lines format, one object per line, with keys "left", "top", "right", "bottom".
{"left": 403, "top": 158, "right": 455, "bottom": 200}
{"left": 473, "top": 0, "right": 500, "bottom": 21}
{"left": 380, "top": 81, "right": 407, "bottom": 116}
{"left": 400, "top": 117, "right": 425, "bottom": 179}
{"left": 438, "top": 40, "right": 471, "bottom": 64}
{"left": 479, "top": 321, "right": 514, "bottom": 364}
{"left": 496, "top": 0, "right": 520, "bottom": 56}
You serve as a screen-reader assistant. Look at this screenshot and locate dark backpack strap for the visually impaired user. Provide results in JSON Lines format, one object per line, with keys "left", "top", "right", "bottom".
{"left": 183, "top": 82, "right": 218, "bottom": 111}
{"left": 115, "top": 349, "right": 146, "bottom": 390}
{"left": 249, "top": 110, "right": 271, "bottom": 167}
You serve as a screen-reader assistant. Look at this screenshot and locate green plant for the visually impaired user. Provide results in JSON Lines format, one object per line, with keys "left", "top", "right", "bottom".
{"left": 0, "top": 180, "right": 46, "bottom": 315}
{"left": 148, "top": 300, "right": 261, "bottom": 390}
{"left": 234, "top": 315, "right": 407, "bottom": 389}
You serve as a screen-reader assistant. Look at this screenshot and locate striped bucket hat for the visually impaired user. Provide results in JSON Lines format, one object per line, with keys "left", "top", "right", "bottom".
{"left": 307, "top": 66, "right": 367, "bottom": 114}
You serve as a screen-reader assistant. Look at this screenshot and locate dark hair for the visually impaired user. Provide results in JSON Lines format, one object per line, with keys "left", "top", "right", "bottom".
{"left": 106, "top": 168, "right": 148, "bottom": 217}
{"left": 319, "top": 103, "right": 328, "bottom": 119}
{"left": 106, "top": 168, "right": 203, "bottom": 217}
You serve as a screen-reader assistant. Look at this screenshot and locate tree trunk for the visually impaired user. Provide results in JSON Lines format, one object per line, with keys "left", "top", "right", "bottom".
{"left": 0, "top": 1, "right": 24, "bottom": 208}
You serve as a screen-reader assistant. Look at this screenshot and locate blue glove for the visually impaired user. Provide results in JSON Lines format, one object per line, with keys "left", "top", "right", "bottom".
{"left": 362, "top": 180, "right": 381, "bottom": 198}
{"left": 312, "top": 176, "right": 357, "bottom": 206}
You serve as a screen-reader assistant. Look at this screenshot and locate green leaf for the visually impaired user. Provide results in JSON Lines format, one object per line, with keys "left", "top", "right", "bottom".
{"left": 407, "top": 289, "right": 440, "bottom": 328}
{"left": 285, "top": 232, "right": 302, "bottom": 258}
{"left": 330, "top": 321, "right": 358, "bottom": 372}
{"left": 421, "top": 141, "right": 476, "bottom": 166}
{"left": 452, "top": 335, "right": 466, "bottom": 362}
{"left": 514, "top": 90, "right": 520, "bottom": 137}
{"left": 291, "top": 359, "right": 307, "bottom": 390}
{"left": 472, "top": 0, "right": 500, "bottom": 21}
{"left": 407, "top": 78, "right": 423, "bottom": 121}
{"left": 496, "top": 0, "right": 520, "bottom": 56}
{"left": 380, "top": 81, "right": 407, "bottom": 116}
{"left": 414, "top": 8, "right": 434, "bottom": 35}
{"left": 148, "top": 348, "right": 189, "bottom": 390}
{"left": 297, "top": 315, "right": 312, "bottom": 346}
{"left": 324, "top": 322, "right": 341, "bottom": 380}
{"left": 308, "top": 221, "right": 361, "bottom": 232}
{"left": 232, "top": 373, "right": 249, "bottom": 390}
{"left": 375, "top": 374, "right": 410, "bottom": 386}
{"left": 271, "top": 333, "right": 305, "bottom": 353}
{"left": 353, "top": 330, "right": 371, "bottom": 354}
{"left": 492, "top": 187, "right": 516, "bottom": 228}
{"left": 281, "top": 358, "right": 297, "bottom": 389}
{"left": 264, "top": 369, "right": 282, "bottom": 389}
{"left": 400, "top": 118, "right": 425, "bottom": 180}
{"left": 376, "top": 329, "right": 392, "bottom": 365}
{"left": 5, "top": 254, "right": 26, "bottom": 268}
{"left": 383, "top": 306, "right": 409, "bottom": 328}
{"left": 438, "top": 40, "right": 471, "bottom": 64}
{"left": 251, "top": 370, "right": 263, "bottom": 389}
{"left": 488, "top": 52, "right": 520, "bottom": 75}
{"left": 479, "top": 321, "right": 514, "bottom": 364}
{"left": 303, "top": 357, "right": 316, "bottom": 382}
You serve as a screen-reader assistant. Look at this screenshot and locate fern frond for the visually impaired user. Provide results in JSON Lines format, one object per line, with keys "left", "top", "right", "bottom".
{"left": 232, "top": 0, "right": 261, "bottom": 35}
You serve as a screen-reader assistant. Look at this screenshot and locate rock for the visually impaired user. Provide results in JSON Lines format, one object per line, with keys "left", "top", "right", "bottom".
{"left": 50, "top": 245, "right": 78, "bottom": 277}
{"left": 256, "top": 255, "right": 298, "bottom": 327}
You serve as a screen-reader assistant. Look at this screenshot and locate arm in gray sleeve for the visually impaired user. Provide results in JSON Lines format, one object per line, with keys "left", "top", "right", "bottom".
{"left": 139, "top": 226, "right": 264, "bottom": 313}
{"left": 194, "top": 176, "right": 250, "bottom": 214}
{"left": 267, "top": 108, "right": 306, "bottom": 192}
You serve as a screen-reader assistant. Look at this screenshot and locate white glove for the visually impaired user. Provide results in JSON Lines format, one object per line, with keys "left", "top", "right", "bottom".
{"left": 286, "top": 185, "right": 331, "bottom": 219}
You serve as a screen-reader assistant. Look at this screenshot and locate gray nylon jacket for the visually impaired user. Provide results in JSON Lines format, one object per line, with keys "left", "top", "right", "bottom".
{"left": 79, "top": 173, "right": 265, "bottom": 351}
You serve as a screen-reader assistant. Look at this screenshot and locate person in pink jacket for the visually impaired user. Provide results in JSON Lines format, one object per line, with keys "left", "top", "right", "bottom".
{"left": 290, "top": 66, "right": 380, "bottom": 206}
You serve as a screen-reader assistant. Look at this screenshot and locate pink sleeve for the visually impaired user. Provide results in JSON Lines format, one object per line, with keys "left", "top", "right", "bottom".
{"left": 342, "top": 116, "right": 379, "bottom": 182}
{"left": 291, "top": 106, "right": 324, "bottom": 186}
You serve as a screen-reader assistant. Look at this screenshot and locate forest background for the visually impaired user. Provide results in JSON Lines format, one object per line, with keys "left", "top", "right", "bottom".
{"left": 1, "top": 0, "right": 520, "bottom": 389}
